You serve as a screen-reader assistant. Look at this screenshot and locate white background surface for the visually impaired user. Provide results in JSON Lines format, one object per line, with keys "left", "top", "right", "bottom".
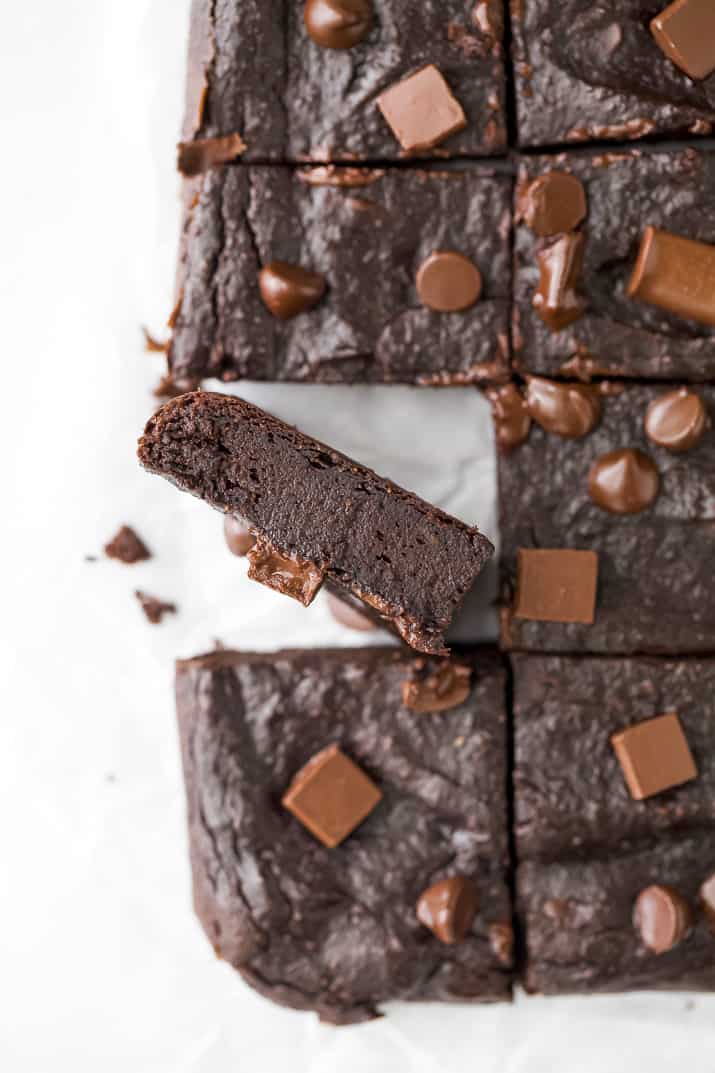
{"left": 2, "top": 2, "right": 715, "bottom": 1069}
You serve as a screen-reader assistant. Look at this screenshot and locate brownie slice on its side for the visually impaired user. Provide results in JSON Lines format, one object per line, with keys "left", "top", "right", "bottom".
{"left": 169, "top": 165, "right": 512, "bottom": 388}
{"left": 175, "top": 647, "right": 513, "bottom": 1024}
{"left": 513, "top": 653, "right": 715, "bottom": 995}
{"left": 182, "top": 0, "right": 507, "bottom": 162}
{"left": 138, "top": 392, "right": 494, "bottom": 655}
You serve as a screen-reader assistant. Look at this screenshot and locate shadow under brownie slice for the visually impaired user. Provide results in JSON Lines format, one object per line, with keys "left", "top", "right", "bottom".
{"left": 138, "top": 392, "right": 494, "bottom": 655}
{"left": 175, "top": 647, "right": 512, "bottom": 1023}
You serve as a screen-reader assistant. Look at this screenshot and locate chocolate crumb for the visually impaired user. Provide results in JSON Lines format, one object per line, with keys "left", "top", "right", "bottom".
{"left": 135, "top": 591, "right": 177, "bottom": 625}
{"left": 105, "top": 526, "right": 151, "bottom": 564}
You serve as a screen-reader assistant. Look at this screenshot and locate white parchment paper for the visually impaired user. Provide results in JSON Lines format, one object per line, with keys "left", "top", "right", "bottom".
{"left": 2, "top": 2, "right": 715, "bottom": 1069}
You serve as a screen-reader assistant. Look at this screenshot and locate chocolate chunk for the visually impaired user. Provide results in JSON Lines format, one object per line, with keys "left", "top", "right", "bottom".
{"left": 526, "top": 377, "right": 601, "bottom": 438}
{"left": 177, "top": 133, "right": 246, "bottom": 177}
{"left": 282, "top": 743, "right": 382, "bottom": 848}
{"left": 326, "top": 593, "right": 377, "bottom": 632}
{"left": 223, "top": 517, "right": 255, "bottom": 558}
{"left": 520, "top": 172, "right": 587, "bottom": 237}
{"left": 258, "top": 261, "right": 326, "bottom": 320}
{"left": 628, "top": 227, "right": 715, "bottom": 327}
{"left": 247, "top": 539, "right": 325, "bottom": 606}
{"left": 700, "top": 873, "right": 715, "bottom": 928}
{"left": 486, "top": 383, "right": 531, "bottom": 452}
{"left": 633, "top": 885, "right": 692, "bottom": 955}
{"left": 489, "top": 922, "right": 514, "bottom": 966}
{"left": 644, "top": 388, "right": 708, "bottom": 453}
{"left": 416, "top": 876, "right": 479, "bottom": 944}
{"left": 135, "top": 591, "right": 177, "bottom": 625}
{"left": 415, "top": 251, "right": 482, "bottom": 313}
{"left": 651, "top": 0, "right": 715, "bottom": 80}
{"left": 303, "top": 0, "right": 373, "bottom": 50}
{"left": 104, "top": 525, "right": 151, "bottom": 564}
{"left": 514, "top": 548, "right": 598, "bottom": 625}
{"left": 611, "top": 712, "right": 698, "bottom": 801}
{"left": 533, "top": 232, "right": 586, "bottom": 332}
{"left": 142, "top": 327, "right": 170, "bottom": 354}
{"left": 401, "top": 661, "right": 472, "bottom": 714}
{"left": 376, "top": 65, "right": 467, "bottom": 152}
{"left": 588, "top": 448, "right": 660, "bottom": 515}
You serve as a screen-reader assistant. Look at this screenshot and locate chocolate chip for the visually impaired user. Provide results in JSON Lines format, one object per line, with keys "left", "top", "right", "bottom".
{"left": 628, "top": 227, "right": 715, "bottom": 327}
{"left": 486, "top": 383, "right": 531, "bottom": 452}
{"left": 104, "top": 526, "right": 151, "bottom": 564}
{"left": 526, "top": 376, "right": 601, "bottom": 438}
{"left": 533, "top": 232, "right": 587, "bottom": 332}
{"left": 177, "top": 133, "right": 246, "bottom": 177}
{"left": 520, "top": 172, "right": 587, "bottom": 237}
{"left": 416, "top": 251, "right": 482, "bottom": 312}
{"left": 611, "top": 712, "right": 698, "bottom": 801}
{"left": 416, "top": 876, "right": 478, "bottom": 944}
{"left": 699, "top": 873, "right": 715, "bottom": 928}
{"left": 644, "top": 388, "right": 708, "bottom": 453}
{"left": 634, "top": 885, "right": 692, "bottom": 954}
{"left": 223, "top": 517, "right": 256, "bottom": 558}
{"left": 303, "top": 0, "right": 373, "bottom": 49}
{"left": 514, "top": 548, "right": 598, "bottom": 625}
{"left": 489, "top": 922, "right": 514, "bottom": 966}
{"left": 135, "top": 590, "right": 177, "bottom": 625}
{"left": 401, "top": 661, "right": 472, "bottom": 714}
{"left": 247, "top": 538, "right": 325, "bottom": 606}
{"left": 259, "top": 261, "right": 326, "bottom": 320}
{"left": 588, "top": 448, "right": 660, "bottom": 515}
{"left": 650, "top": 0, "right": 715, "bottom": 80}
{"left": 376, "top": 65, "right": 467, "bottom": 152}
{"left": 326, "top": 593, "right": 377, "bottom": 632}
{"left": 282, "top": 743, "right": 382, "bottom": 848}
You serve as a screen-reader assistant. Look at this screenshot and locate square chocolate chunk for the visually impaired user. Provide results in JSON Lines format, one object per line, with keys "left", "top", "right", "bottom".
{"left": 513, "top": 148, "right": 715, "bottom": 382}
{"left": 282, "top": 744, "right": 382, "bottom": 847}
{"left": 182, "top": 0, "right": 507, "bottom": 161}
{"left": 175, "top": 647, "right": 512, "bottom": 1023}
{"left": 499, "top": 383, "right": 715, "bottom": 655}
{"left": 169, "top": 164, "right": 512, "bottom": 387}
{"left": 611, "top": 712, "right": 698, "bottom": 802}
{"left": 512, "top": 1, "right": 715, "bottom": 148}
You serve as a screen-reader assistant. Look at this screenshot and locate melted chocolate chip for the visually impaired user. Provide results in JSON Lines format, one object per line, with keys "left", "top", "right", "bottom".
{"left": 588, "top": 448, "right": 660, "bottom": 515}
{"left": 259, "top": 261, "right": 326, "bottom": 320}
{"left": 223, "top": 517, "right": 256, "bottom": 558}
{"left": 304, "top": 0, "right": 373, "bottom": 50}
{"left": 533, "top": 232, "right": 586, "bottom": 332}
{"left": 520, "top": 172, "right": 587, "bottom": 237}
{"left": 644, "top": 388, "right": 708, "bottom": 453}
{"left": 633, "top": 885, "right": 692, "bottom": 954}
{"left": 416, "top": 876, "right": 479, "bottom": 944}
{"left": 416, "top": 251, "right": 482, "bottom": 313}
{"left": 247, "top": 539, "right": 325, "bottom": 606}
{"left": 401, "top": 661, "right": 471, "bottom": 714}
{"left": 526, "top": 376, "right": 601, "bottom": 438}
{"left": 486, "top": 383, "right": 531, "bottom": 451}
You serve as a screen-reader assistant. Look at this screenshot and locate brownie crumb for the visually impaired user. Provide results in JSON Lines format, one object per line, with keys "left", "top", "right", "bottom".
{"left": 153, "top": 374, "right": 186, "bottom": 400}
{"left": 105, "top": 526, "right": 151, "bottom": 564}
{"left": 135, "top": 590, "right": 177, "bottom": 624}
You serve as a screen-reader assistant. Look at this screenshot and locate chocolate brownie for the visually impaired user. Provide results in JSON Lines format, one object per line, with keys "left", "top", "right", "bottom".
{"left": 182, "top": 1, "right": 507, "bottom": 162}
{"left": 138, "top": 392, "right": 494, "bottom": 655}
{"left": 175, "top": 646, "right": 512, "bottom": 1022}
{"left": 498, "top": 381, "right": 715, "bottom": 654}
{"left": 512, "top": 654, "right": 715, "bottom": 861}
{"left": 511, "top": 0, "right": 715, "bottom": 148}
{"left": 513, "top": 148, "right": 715, "bottom": 382}
{"left": 519, "top": 834, "right": 715, "bottom": 995}
{"left": 169, "top": 164, "right": 512, "bottom": 387}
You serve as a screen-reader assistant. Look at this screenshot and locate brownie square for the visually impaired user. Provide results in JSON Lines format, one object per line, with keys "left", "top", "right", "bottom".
{"left": 169, "top": 164, "right": 512, "bottom": 387}
{"left": 511, "top": 0, "right": 715, "bottom": 148}
{"left": 183, "top": 0, "right": 507, "bottom": 162}
{"left": 498, "top": 382, "right": 715, "bottom": 654}
{"left": 519, "top": 835, "right": 715, "bottom": 995}
{"left": 512, "top": 654, "right": 715, "bottom": 862}
{"left": 139, "top": 392, "right": 494, "bottom": 656}
{"left": 513, "top": 148, "right": 715, "bottom": 382}
{"left": 175, "top": 647, "right": 513, "bottom": 1023}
